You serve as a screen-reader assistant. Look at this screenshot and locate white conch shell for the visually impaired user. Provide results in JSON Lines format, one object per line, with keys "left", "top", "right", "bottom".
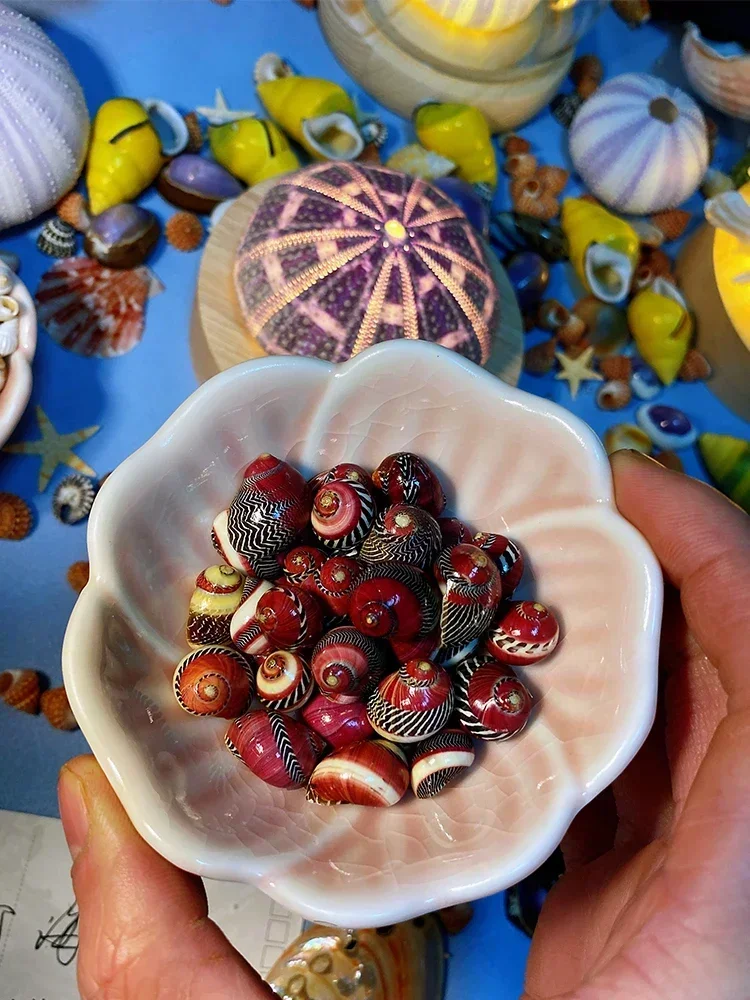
{"left": 253, "top": 52, "right": 294, "bottom": 85}
{"left": 143, "top": 99, "right": 189, "bottom": 157}
{"left": 584, "top": 244, "right": 634, "bottom": 304}
{"left": 301, "top": 112, "right": 364, "bottom": 162}
{"left": 681, "top": 22, "right": 750, "bottom": 121}
{"left": 0, "top": 316, "right": 19, "bottom": 355}
{"left": 705, "top": 191, "right": 750, "bottom": 245}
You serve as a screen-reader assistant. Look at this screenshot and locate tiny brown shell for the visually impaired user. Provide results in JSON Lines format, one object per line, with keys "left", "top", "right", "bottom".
{"left": 503, "top": 135, "right": 531, "bottom": 155}
{"left": 504, "top": 153, "right": 537, "bottom": 178}
{"left": 596, "top": 379, "right": 632, "bottom": 411}
{"left": 0, "top": 669, "right": 41, "bottom": 713}
{"left": 570, "top": 54, "right": 604, "bottom": 89}
{"left": 678, "top": 349, "right": 712, "bottom": 383}
{"left": 557, "top": 313, "right": 587, "bottom": 348}
{"left": 537, "top": 164, "right": 569, "bottom": 197}
{"left": 166, "top": 211, "right": 203, "bottom": 251}
{"left": 41, "top": 686, "right": 78, "bottom": 730}
{"left": 0, "top": 492, "right": 33, "bottom": 540}
{"left": 599, "top": 355, "right": 632, "bottom": 382}
{"left": 67, "top": 560, "right": 90, "bottom": 593}
{"left": 651, "top": 208, "right": 691, "bottom": 242}
{"left": 524, "top": 338, "right": 558, "bottom": 375}
{"left": 536, "top": 299, "right": 569, "bottom": 331}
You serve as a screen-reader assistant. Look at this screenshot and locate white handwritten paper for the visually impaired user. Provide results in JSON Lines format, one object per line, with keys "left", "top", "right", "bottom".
{"left": 0, "top": 810, "right": 303, "bottom": 1000}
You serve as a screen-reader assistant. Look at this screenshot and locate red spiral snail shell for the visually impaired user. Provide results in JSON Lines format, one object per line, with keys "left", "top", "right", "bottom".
{"left": 256, "top": 582, "right": 324, "bottom": 651}
{"left": 311, "top": 479, "right": 376, "bottom": 553}
{"left": 349, "top": 563, "right": 439, "bottom": 640}
{"left": 301, "top": 693, "right": 374, "bottom": 750}
{"left": 307, "top": 739, "right": 409, "bottom": 807}
{"left": 173, "top": 645, "right": 253, "bottom": 718}
{"left": 455, "top": 654, "right": 533, "bottom": 741}
{"left": 359, "top": 504, "right": 441, "bottom": 570}
{"left": 372, "top": 452, "right": 446, "bottom": 516}
{"left": 311, "top": 625, "right": 386, "bottom": 703}
{"left": 226, "top": 710, "right": 325, "bottom": 789}
{"left": 256, "top": 650, "right": 315, "bottom": 712}
{"left": 472, "top": 532, "right": 524, "bottom": 598}
{"left": 434, "top": 543, "right": 503, "bottom": 649}
{"left": 283, "top": 545, "right": 326, "bottom": 597}
{"left": 367, "top": 658, "right": 455, "bottom": 744}
{"left": 485, "top": 601, "right": 560, "bottom": 665}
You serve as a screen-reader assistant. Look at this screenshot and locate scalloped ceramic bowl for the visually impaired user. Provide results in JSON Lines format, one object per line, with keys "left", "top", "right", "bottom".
{"left": 63, "top": 341, "right": 662, "bottom": 926}
{"left": 0, "top": 271, "right": 36, "bottom": 448}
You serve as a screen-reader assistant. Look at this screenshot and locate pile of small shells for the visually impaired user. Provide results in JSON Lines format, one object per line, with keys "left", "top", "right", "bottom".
{"left": 173, "top": 453, "right": 561, "bottom": 807}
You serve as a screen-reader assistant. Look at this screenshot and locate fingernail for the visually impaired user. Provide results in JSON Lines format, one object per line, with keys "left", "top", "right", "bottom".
{"left": 58, "top": 765, "right": 89, "bottom": 860}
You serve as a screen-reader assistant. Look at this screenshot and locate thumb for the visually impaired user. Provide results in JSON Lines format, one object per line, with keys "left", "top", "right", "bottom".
{"left": 59, "top": 755, "right": 275, "bottom": 1000}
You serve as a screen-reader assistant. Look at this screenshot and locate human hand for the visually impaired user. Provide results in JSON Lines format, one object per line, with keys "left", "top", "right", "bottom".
{"left": 58, "top": 755, "right": 275, "bottom": 999}
{"left": 524, "top": 450, "right": 750, "bottom": 1000}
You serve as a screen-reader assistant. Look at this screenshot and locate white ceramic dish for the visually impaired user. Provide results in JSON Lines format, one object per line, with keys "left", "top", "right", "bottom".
{"left": 0, "top": 270, "right": 36, "bottom": 448}
{"left": 63, "top": 341, "right": 662, "bottom": 927}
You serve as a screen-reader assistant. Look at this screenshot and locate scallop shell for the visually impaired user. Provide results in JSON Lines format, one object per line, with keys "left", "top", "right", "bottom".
{"left": 311, "top": 624, "right": 386, "bottom": 703}
{"left": 35, "top": 257, "right": 150, "bottom": 357}
{"left": 226, "top": 710, "right": 325, "bottom": 789}
{"left": 367, "top": 658, "right": 455, "bottom": 744}
{"left": 349, "top": 563, "right": 440, "bottom": 641}
{"left": 410, "top": 728, "right": 475, "bottom": 799}
{"left": 173, "top": 645, "right": 253, "bottom": 718}
{"left": 485, "top": 601, "right": 560, "bottom": 665}
{"left": 0, "top": 5, "right": 89, "bottom": 230}
{"left": 0, "top": 669, "right": 40, "bottom": 713}
{"left": 311, "top": 479, "right": 376, "bottom": 553}
{"left": 256, "top": 650, "right": 314, "bottom": 712}
{"left": 681, "top": 22, "right": 750, "bottom": 122}
{"left": 0, "top": 492, "right": 32, "bottom": 539}
{"left": 307, "top": 739, "right": 409, "bottom": 807}
{"left": 705, "top": 190, "right": 750, "bottom": 245}
{"left": 51, "top": 473, "right": 97, "bottom": 524}
{"left": 372, "top": 453, "right": 446, "bottom": 516}
{"left": 435, "top": 543, "right": 503, "bottom": 648}
{"left": 360, "top": 504, "right": 441, "bottom": 570}
{"left": 40, "top": 686, "right": 78, "bottom": 730}
{"left": 37, "top": 218, "right": 77, "bottom": 259}
{"left": 678, "top": 348, "right": 712, "bottom": 382}
{"left": 455, "top": 654, "right": 533, "bottom": 741}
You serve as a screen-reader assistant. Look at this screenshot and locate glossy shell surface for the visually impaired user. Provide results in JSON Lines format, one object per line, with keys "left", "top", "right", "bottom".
{"left": 227, "top": 453, "right": 311, "bottom": 562}
{"left": 302, "top": 693, "right": 374, "bottom": 750}
{"left": 173, "top": 645, "right": 252, "bottom": 718}
{"left": 311, "top": 625, "right": 386, "bottom": 703}
{"left": 372, "top": 452, "right": 446, "bottom": 516}
{"left": 186, "top": 564, "right": 243, "bottom": 648}
{"left": 283, "top": 545, "right": 326, "bottom": 596}
{"left": 314, "top": 554, "right": 362, "bottom": 617}
{"left": 350, "top": 563, "right": 439, "bottom": 640}
{"left": 360, "top": 503, "right": 441, "bottom": 569}
{"left": 257, "top": 650, "right": 314, "bottom": 712}
{"left": 226, "top": 710, "right": 325, "bottom": 789}
{"left": 256, "top": 582, "right": 323, "bottom": 651}
{"left": 472, "top": 532, "right": 524, "bottom": 597}
{"left": 485, "top": 601, "right": 560, "bottom": 665}
{"left": 367, "top": 658, "right": 454, "bottom": 744}
{"left": 307, "top": 739, "right": 409, "bottom": 806}
{"left": 311, "top": 479, "right": 375, "bottom": 552}
{"left": 435, "top": 543, "right": 503, "bottom": 648}
{"left": 410, "top": 728, "right": 475, "bottom": 799}
{"left": 455, "top": 655, "right": 533, "bottom": 741}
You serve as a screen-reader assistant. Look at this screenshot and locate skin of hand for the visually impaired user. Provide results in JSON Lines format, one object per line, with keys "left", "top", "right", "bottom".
{"left": 58, "top": 450, "right": 750, "bottom": 1000}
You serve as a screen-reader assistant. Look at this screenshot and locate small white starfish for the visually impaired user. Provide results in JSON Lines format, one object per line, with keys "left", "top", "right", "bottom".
{"left": 196, "top": 88, "right": 256, "bottom": 126}
{"left": 554, "top": 346, "right": 603, "bottom": 399}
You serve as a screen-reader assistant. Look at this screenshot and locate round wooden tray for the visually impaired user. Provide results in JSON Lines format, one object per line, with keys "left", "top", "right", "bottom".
{"left": 190, "top": 181, "right": 523, "bottom": 386}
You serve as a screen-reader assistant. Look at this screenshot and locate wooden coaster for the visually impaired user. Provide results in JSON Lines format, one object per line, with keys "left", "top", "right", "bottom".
{"left": 190, "top": 181, "right": 523, "bottom": 386}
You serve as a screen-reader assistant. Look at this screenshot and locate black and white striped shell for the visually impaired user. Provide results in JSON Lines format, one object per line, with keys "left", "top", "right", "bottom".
{"left": 410, "top": 728, "right": 475, "bottom": 798}
{"left": 455, "top": 654, "right": 533, "bottom": 742}
{"left": 226, "top": 710, "right": 325, "bottom": 789}
{"left": 52, "top": 473, "right": 97, "bottom": 524}
{"left": 366, "top": 658, "right": 454, "bottom": 744}
{"left": 311, "top": 625, "right": 387, "bottom": 703}
{"left": 229, "top": 577, "right": 274, "bottom": 656}
{"left": 310, "top": 479, "right": 376, "bottom": 553}
{"left": 472, "top": 532, "right": 524, "bottom": 597}
{"left": 434, "top": 544, "right": 503, "bottom": 648}
{"left": 37, "top": 218, "right": 76, "bottom": 258}
{"left": 257, "top": 650, "right": 314, "bottom": 713}
{"left": 212, "top": 508, "right": 283, "bottom": 579}
{"left": 359, "top": 504, "right": 441, "bottom": 569}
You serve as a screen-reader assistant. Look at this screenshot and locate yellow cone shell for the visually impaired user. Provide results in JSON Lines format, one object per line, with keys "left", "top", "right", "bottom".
{"left": 256, "top": 76, "right": 356, "bottom": 158}
{"left": 414, "top": 102, "right": 497, "bottom": 189}
{"left": 699, "top": 432, "right": 750, "bottom": 514}
{"left": 561, "top": 198, "right": 640, "bottom": 298}
{"left": 86, "top": 98, "right": 163, "bottom": 215}
{"left": 209, "top": 119, "right": 299, "bottom": 185}
{"left": 627, "top": 286, "right": 693, "bottom": 385}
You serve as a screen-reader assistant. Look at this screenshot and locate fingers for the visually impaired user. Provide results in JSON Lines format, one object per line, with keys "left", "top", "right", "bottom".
{"left": 59, "top": 755, "right": 275, "bottom": 1000}
{"left": 611, "top": 451, "right": 750, "bottom": 712}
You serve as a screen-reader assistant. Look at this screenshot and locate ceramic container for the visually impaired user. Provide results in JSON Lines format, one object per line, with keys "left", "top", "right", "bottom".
{"left": 681, "top": 22, "right": 750, "bottom": 122}
{"left": 63, "top": 340, "right": 662, "bottom": 927}
{"left": 0, "top": 270, "right": 37, "bottom": 449}
{"left": 569, "top": 73, "right": 709, "bottom": 215}
{"left": 0, "top": 3, "right": 89, "bottom": 230}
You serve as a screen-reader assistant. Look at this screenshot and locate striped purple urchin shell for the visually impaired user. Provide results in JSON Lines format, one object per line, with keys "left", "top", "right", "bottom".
{"left": 234, "top": 162, "right": 499, "bottom": 365}
{"left": 569, "top": 73, "right": 709, "bottom": 215}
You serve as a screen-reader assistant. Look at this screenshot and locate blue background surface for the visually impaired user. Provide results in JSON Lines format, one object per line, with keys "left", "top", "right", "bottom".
{"left": 0, "top": 2, "right": 748, "bottom": 993}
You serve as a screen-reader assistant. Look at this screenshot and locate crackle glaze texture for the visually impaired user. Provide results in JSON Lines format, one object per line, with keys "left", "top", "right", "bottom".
{"left": 63, "top": 341, "right": 662, "bottom": 927}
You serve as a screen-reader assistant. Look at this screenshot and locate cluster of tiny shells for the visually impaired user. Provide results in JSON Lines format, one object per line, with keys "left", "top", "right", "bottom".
{"left": 172, "top": 452, "right": 562, "bottom": 807}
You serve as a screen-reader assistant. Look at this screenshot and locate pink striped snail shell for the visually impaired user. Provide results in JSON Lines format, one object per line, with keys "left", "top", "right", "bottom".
{"left": 455, "top": 654, "right": 533, "bottom": 741}
{"left": 367, "top": 658, "right": 455, "bottom": 744}
{"left": 359, "top": 504, "right": 442, "bottom": 570}
{"left": 283, "top": 545, "right": 326, "bottom": 597}
{"left": 225, "top": 709, "right": 325, "bottom": 789}
{"left": 349, "top": 563, "right": 440, "bottom": 640}
{"left": 372, "top": 452, "right": 446, "bottom": 517}
{"left": 226, "top": 453, "right": 311, "bottom": 569}
{"left": 307, "top": 739, "right": 410, "bottom": 807}
{"left": 314, "top": 554, "right": 362, "bottom": 618}
{"left": 434, "top": 543, "right": 503, "bottom": 650}
{"left": 410, "top": 728, "right": 475, "bottom": 799}
{"left": 310, "top": 479, "right": 376, "bottom": 553}
{"left": 311, "top": 625, "right": 387, "bottom": 703}
{"left": 485, "top": 601, "right": 560, "bottom": 666}
{"left": 186, "top": 564, "right": 244, "bottom": 648}
{"left": 173, "top": 645, "right": 253, "bottom": 719}
{"left": 257, "top": 650, "right": 315, "bottom": 713}
{"left": 472, "top": 532, "right": 524, "bottom": 597}
{"left": 301, "top": 693, "right": 374, "bottom": 750}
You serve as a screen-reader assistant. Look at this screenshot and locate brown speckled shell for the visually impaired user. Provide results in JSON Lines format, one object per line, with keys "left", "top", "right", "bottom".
{"left": 234, "top": 162, "right": 499, "bottom": 365}
{"left": 67, "top": 560, "right": 90, "bottom": 593}
{"left": 0, "top": 492, "right": 32, "bottom": 540}
{"left": 40, "top": 686, "right": 78, "bottom": 730}
{"left": 0, "top": 669, "right": 41, "bottom": 713}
